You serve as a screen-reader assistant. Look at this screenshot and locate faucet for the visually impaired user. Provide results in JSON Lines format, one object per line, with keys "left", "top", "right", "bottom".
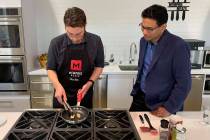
{"left": 129, "top": 42, "right": 137, "bottom": 64}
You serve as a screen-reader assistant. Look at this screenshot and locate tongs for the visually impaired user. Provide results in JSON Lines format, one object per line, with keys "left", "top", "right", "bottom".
{"left": 63, "top": 100, "right": 74, "bottom": 117}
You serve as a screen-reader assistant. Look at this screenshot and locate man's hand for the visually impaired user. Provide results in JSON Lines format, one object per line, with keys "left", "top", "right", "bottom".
{"left": 151, "top": 106, "right": 171, "bottom": 117}
{"left": 54, "top": 84, "right": 67, "bottom": 105}
{"left": 77, "top": 81, "right": 93, "bottom": 101}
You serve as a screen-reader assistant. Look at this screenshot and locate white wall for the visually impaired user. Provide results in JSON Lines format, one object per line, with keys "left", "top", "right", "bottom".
{"left": 22, "top": 0, "right": 39, "bottom": 71}
{"left": 21, "top": 0, "right": 210, "bottom": 69}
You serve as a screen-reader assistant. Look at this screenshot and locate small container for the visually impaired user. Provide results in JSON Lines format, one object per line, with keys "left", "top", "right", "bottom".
{"left": 176, "top": 124, "right": 186, "bottom": 140}
{"left": 159, "top": 119, "right": 169, "bottom": 140}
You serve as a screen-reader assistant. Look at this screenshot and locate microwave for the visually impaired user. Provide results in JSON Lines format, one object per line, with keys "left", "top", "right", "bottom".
{"left": 185, "top": 39, "right": 205, "bottom": 69}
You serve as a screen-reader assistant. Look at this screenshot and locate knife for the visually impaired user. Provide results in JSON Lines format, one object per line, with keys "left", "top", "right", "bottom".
{"left": 139, "top": 114, "right": 144, "bottom": 124}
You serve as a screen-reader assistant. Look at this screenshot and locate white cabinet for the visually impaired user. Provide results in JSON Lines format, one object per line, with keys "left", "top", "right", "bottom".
{"left": 202, "top": 75, "right": 210, "bottom": 108}
{"left": 107, "top": 74, "right": 136, "bottom": 109}
{"left": 0, "top": 92, "right": 30, "bottom": 112}
{"left": 184, "top": 74, "right": 205, "bottom": 111}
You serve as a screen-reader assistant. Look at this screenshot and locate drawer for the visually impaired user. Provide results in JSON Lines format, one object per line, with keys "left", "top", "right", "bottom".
{"left": 30, "top": 75, "right": 53, "bottom": 91}
{"left": 202, "top": 95, "right": 210, "bottom": 107}
{"left": 31, "top": 97, "right": 53, "bottom": 108}
{"left": 31, "top": 91, "right": 54, "bottom": 98}
{"left": 0, "top": 95, "right": 30, "bottom": 111}
{"left": 30, "top": 75, "right": 51, "bottom": 82}
{"left": 30, "top": 82, "right": 53, "bottom": 91}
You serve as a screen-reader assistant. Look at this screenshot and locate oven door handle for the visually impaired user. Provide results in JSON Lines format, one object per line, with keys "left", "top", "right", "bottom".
{"left": 0, "top": 18, "right": 20, "bottom": 22}
{"left": 0, "top": 101, "right": 13, "bottom": 108}
{"left": 0, "top": 56, "right": 24, "bottom": 62}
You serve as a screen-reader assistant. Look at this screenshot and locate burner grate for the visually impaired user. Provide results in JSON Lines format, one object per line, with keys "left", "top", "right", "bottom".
{"left": 94, "top": 110, "right": 131, "bottom": 129}
{"left": 4, "top": 111, "right": 58, "bottom": 140}
{"left": 14, "top": 111, "right": 57, "bottom": 130}
{"left": 50, "top": 130, "right": 93, "bottom": 140}
{"left": 95, "top": 130, "right": 137, "bottom": 140}
{"left": 5, "top": 130, "right": 49, "bottom": 140}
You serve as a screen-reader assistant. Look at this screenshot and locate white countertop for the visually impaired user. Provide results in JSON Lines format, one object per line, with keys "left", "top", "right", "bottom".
{"left": 28, "top": 64, "right": 210, "bottom": 75}
{"left": 1, "top": 111, "right": 210, "bottom": 140}
{"left": 130, "top": 111, "right": 210, "bottom": 140}
{"left": 0, "top": 112, "right": 22, "bottom": 140}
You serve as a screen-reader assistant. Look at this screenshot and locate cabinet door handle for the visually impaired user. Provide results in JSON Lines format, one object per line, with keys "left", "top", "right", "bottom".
{"left": 32, "top": 97, "right": 52, "bottom": 99}
{"left": 0, "top": 101, "right": 13, "bottom": 108}
{"left": 30, "top": 81, "right": 52, "bottom": 84}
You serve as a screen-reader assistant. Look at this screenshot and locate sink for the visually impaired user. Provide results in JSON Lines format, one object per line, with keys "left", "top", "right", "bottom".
{"left": 119, "top": 65, "right": 138, "bottom": 71}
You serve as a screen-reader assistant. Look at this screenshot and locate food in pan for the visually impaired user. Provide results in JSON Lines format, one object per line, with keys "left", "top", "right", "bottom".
{"left": 68, "top": 112, "right": 81, "bottom": 120}
{"left": 76, "top": 113, "right": 81, "bottom": 119}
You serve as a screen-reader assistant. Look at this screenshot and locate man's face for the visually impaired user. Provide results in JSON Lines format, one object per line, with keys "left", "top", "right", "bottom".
{"left": 66, "top": 26, "right": 85, "bottom": 44}
{"left": 140, "top": 18, "right": 166, "bottom": 42}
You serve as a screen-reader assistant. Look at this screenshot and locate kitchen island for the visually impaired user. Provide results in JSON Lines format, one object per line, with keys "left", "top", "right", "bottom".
{"left": 0, "top": 111, "right": 210, "bottom": 140}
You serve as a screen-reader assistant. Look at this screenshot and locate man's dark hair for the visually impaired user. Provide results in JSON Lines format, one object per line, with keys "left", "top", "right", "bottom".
{"left": 64, "top": 7, "right": 86, "bottom": 27}
{"left": 141, "top": 4, "right": 168, "bottom": 26}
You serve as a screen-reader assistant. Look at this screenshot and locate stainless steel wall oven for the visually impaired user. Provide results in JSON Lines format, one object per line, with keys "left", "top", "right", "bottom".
{"left": 0, "top": 7, "right": 30, "bottom": 111}
{"left": 0, "top": 55, "right": 27, "bottom": 90}
{"left": 0, "top": 7, "right": 24, "bottom": 55}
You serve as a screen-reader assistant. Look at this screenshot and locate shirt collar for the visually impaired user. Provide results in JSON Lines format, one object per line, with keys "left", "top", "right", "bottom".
{"left": 65, "top": 31, "right": 87, "bottom": 46}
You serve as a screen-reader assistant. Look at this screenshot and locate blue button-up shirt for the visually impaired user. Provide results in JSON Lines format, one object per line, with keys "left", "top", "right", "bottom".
{"left": 140, "top": 42, "right": 156, "bottom": 92}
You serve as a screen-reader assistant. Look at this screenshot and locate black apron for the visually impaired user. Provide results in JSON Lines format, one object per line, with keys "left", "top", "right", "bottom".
{"left": 53, "top": 42, "right": 94, "bottom": 108}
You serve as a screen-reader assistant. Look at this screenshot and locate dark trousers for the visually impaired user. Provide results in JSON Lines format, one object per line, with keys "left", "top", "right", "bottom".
{"left": 129, "top": 89, "right": 151, "bottom": 111}
{"left": 53, "top": 88, "right": 93, "bottom": 109}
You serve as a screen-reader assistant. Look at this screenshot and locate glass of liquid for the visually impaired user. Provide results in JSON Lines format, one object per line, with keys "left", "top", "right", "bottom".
{"left": 202, "top": 105, "right": 210, "bottom": 124}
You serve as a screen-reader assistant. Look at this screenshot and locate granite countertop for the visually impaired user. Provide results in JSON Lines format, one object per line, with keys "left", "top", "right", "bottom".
{"left": 28, "top": 64, "right": 210, "bottom": 75}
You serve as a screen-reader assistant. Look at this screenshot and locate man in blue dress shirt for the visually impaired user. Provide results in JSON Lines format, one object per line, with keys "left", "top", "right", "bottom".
{"left": 129, "top": 4, "right": 191, "bottom": 117}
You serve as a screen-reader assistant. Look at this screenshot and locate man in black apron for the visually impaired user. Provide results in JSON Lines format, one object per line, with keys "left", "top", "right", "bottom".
{"left": 47, "top": 7, "right": 104, "bottom": 109}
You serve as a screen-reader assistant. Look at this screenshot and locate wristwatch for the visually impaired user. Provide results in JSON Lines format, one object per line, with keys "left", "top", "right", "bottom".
{"left": 88, "top": 79, "right": 94, "bottom": 85}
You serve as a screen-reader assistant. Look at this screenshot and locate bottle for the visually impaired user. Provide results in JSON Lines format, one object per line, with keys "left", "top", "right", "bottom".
{"left": 159, "top": 119, "right": 170, "bottom": 140}
{"left": 169, "top": 120, "right": 177, "bottom": 140}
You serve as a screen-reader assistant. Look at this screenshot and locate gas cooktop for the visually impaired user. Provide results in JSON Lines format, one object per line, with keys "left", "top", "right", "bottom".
{"left": 4, "top": 109, "right": 140, "bottom": 140}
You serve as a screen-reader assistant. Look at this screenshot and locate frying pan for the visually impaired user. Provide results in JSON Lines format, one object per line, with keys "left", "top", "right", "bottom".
{"left": 61, "top": 106, "right": 89, "bottom": 124}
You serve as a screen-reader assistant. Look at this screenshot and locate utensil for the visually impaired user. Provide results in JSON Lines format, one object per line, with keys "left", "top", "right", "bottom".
{"left": 171, "top": 11, "right": 174, "bottom": 21}
{"left": 77, "top": 92, "right": 83, "bottom": 106}
{"left": 139, "top": 114, "right": 144, "bottom": 124}
{"left": 63, "top": 100, "right": 74, "bottom": 116}
{"left": 182, "top": 10, "right": 185, "bottom": 20}
{"left": 176, "top": 10, "right": 179, "bottom": 20}
{"left": 139, "top": 114, "right": 151, "bottom": 132}
{"left": 144, "top": 114, "right": 158, "bottom": 135}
